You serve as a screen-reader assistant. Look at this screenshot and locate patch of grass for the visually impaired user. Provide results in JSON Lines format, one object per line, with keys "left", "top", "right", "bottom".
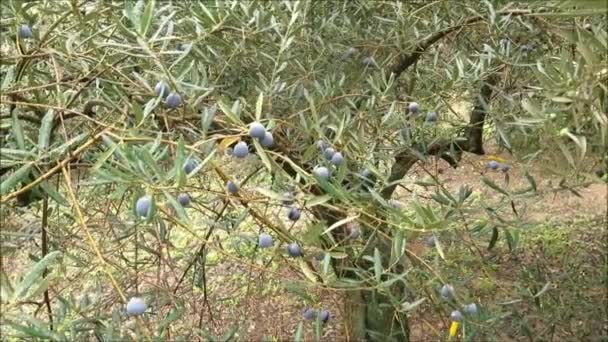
{"left": 496, "top": 215, "right": 607, "bottom": 340}
{"left": 412, "top": 214, "right": 607, "bottom": 340}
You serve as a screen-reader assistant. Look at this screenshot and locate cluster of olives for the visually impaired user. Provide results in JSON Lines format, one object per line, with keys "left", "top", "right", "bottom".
{"left": 408, "top": 101, "right": 438, "bottom": 123}
{"left": 439, "top": 284, "right": 479, "bottom": 323}
{"left": 127, "top": 79, "right": 210, "bottom": 316}
{"left": 135, "top": 121, "right": 281, "bottom": 219}
{"left": 254, "top": 232, "right": 300, "bottom": 256}
{"left": 255, "top": 230, "right": 300, "bottom": 256}
{"left": 313, "top": 140, "right": 347, "bottom": 181}
{"left": 227, "top": 121, "right": 274, "bottom": 159}
{"left": 303, "top": 308, "right": 331, "bottom": 323}
{"left": 154, "top": 81, "right": 182, "bottom": 109}
{"left": 342, "top": 46, "right": 376, "bottom": 69}
{"left": 134, "top": 157, "right": 198, "bottom": 219}
{"left": 248, "top": 122, "right": 274, "bottom": 148}
{"left": 255, "top": 191, "right": 308, "bottom": 257}
{"left": 486, "top": 160, "right": 510, "bottom": 173}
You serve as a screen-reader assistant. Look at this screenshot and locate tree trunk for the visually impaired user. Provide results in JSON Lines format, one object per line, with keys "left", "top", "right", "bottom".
{"left": 344, "top": 289, "right": 368, "bottom": 341}
{"left": 344, "top": 288, "right": 409, "bottom": 342}
{"left": 337, "top": 228, "right": 410, "bottom": 342}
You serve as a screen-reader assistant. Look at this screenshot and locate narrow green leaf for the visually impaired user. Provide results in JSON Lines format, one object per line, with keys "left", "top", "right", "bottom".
{"left": 369, "top": 189, "right": 389, "bottom": 207}
{"left": 124, "top": 0, "right": 136, "bottom": 27}
{"left": 306, "top": 194, "right": 331, "bottom": 207}
{"left": 91, "top": 145, "right": 118, "bottom": 171}
{"left": 163, "top": 191, "right": 190, "bottom": 223}
{"left": 551, "top": 96, "right": 573, "bottom": 103}
{"left": 141, "top": 97, "right": 160, "bottom": 124}
{"left": 255, "top": 92, "right": 264, "bottom": 121}
{"left": 412, "top": 201, "right": 430, "bottom": 223}
{"left": 392, "top": 230, "right": 404, "bottom": 263}
{"left": 15, "top": 251, "right": 62, "bottom": 299}
{"left": 401, "top": 297, "right": 427, "bottom": 312}
{"left": 1, "top": 163, "right": 32, "bottom": 195}
{"left": 137, "top": 148, "right": 165, "bottom": 182}
{"left": 533, "top": 282, "right": 551, "bottom": 298}
{"left": 524, "top": 170, "right": 537, "bottom": 193}
{"left": 157, "top": 306, "right": 184, "bottom": 332}
{"left": 481, "top": 176, "right": 510, "bottom": 196}
{"left": 441, "top": 187, "right": 457, "bottom": 204}
{"left": 38, "top": 181, "right": 68, "bottom": 206}
{"left": 175, "top": 138, "right": 186, "bottom": 187}
{"left": 322, "top": 215, "right": 358, "bottom": 236}
{"left": 1, "top": 66, "right": 14, "bottom": 90}
{"left": 50, "top": 132, "right": 89, "bottom": 158}
{"left": 132, "top": 100, "right": 143, "bottom": 125}
{"left": 1, "top": 270, "right": 14, "bottom": 303}
{"left": 299, "top": 259, "right": 318, "bottom": 283}
{"left": 5, "top": 320, "right": 61, "bottom": 340}
{"left": 30, "top": 275, "right": 53, "bottom": 298}
{"left": 139, "top": 0, "right": 155, "bottom": 37}
{"left": 293, "top": 322, "right": 304, "bottom": 342}
{"left": 198, "top": 2, "right": 217, "bottom": 24}
{"left": 272, "top": 152, "right": 309, "bottom": 180}
{"left": 521, "top": 99, "right": 541, "bottom": 117}
{"left": 218, "top": 325, "right": 238, "bottom": 342}
{"left": 431, "top": 193, "right": 451, "bottom": 206}
{"left": 0, "top": 149, "right": 37, "bottom": 158}
{"left": 231, "top": 99, "right": 241, "bottom": 118}
{"left": 496, "top": 124, "right": 512, "bottom": 150}
{"left": 217, "top": 99, "right": 241, "bottom": 124}
{"left": 314, "top": 312, "right": 323, "bottom": 342}
{"left": 434, "top": 235, "right": 445, "bottom": 260}
{"left": 12, "top": 111, "right": 25, "bottom": 150}
{"left": 152, "top": 12, "right": 175, "bottom": 41}
{"left": 458, "top": 185, "right": 472, "bottom": 204}
{"left": 373, "top": 248, "right": 382, "bottom": 283}
{"left": 130, "top": 0, "right": 145, "bottom": 29}
{"left": 303, "top": 89, "right": 321, "bottom": 136}
{"left": 559, "top": 0, "right": 607, "bottom": 11}
{"left": 255, "top": 188, "right": 283, "bottom": 201}
{"left": 563, "top": 131, "right": 587, "bottom": 160}
{"left": 322, "top": 253, "right": 331, "bottom": 276}
{"left": 328, "top": 252, "right": 348, "bottom": 259}
{"left": 200, "top": 104, "right": 217, "bottom": 139}
{"left": 488, "top": 226, "right": 499, "bottom": 250}
{"left": 197, "top": 148, "right": 217, "bottom": 172}
{"left": 252, "top": 139, "right": 273, "bottom": 173}
{"left": 380, "top": 273, "right": 407, "bottom": 288}
{"left": 557, "top": 142, "right": 576, "bottom": 168}
{"left": 504, "top": 229, "right": 516, "bottom": 252}
{"left": 149, "top": 132, "right": 163, "bottom": 154}
{"left": 0, "top": 160, "right": 21, "bottom": 169}
{"left": 37, "top": 110, "right": 54, "bottom": 151}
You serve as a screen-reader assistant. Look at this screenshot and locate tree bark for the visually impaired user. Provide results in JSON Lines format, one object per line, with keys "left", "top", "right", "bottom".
{"left": 344, "top": 289, "right": 368, "bottom": 341}
{"left": 381, "top": 75, "right": 498, "bottom": 200}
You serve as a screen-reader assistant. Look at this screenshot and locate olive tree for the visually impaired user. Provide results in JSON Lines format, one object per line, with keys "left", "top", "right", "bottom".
{"left": 1, "top": 0, "right": 606, "bottom": 340}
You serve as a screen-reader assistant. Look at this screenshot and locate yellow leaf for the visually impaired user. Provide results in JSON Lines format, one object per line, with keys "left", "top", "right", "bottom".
{"left": 219, "top": 136, "right": 240, "bottom": 150}
{"left": 299, "top": 259, "right": 318, "bottom": 283}
{"left": 486, "top": 155, "right": 507, "bottom": 163}
{"left": 449, "top": 321, "right": 459, "bottom": 337}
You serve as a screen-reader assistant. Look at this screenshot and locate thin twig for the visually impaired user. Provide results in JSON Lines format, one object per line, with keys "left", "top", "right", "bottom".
{"left": 41, "top": 196, "right": 53, "bottom": 330}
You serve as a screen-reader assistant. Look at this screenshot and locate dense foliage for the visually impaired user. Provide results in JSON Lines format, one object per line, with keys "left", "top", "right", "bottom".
{"left": 1, "top": 0, "right": 606, "bottom": 341}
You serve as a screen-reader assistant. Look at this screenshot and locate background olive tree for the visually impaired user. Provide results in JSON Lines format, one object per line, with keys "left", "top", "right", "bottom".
{"left": 1, "top": 0, "right": 606, "bottom": 341}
